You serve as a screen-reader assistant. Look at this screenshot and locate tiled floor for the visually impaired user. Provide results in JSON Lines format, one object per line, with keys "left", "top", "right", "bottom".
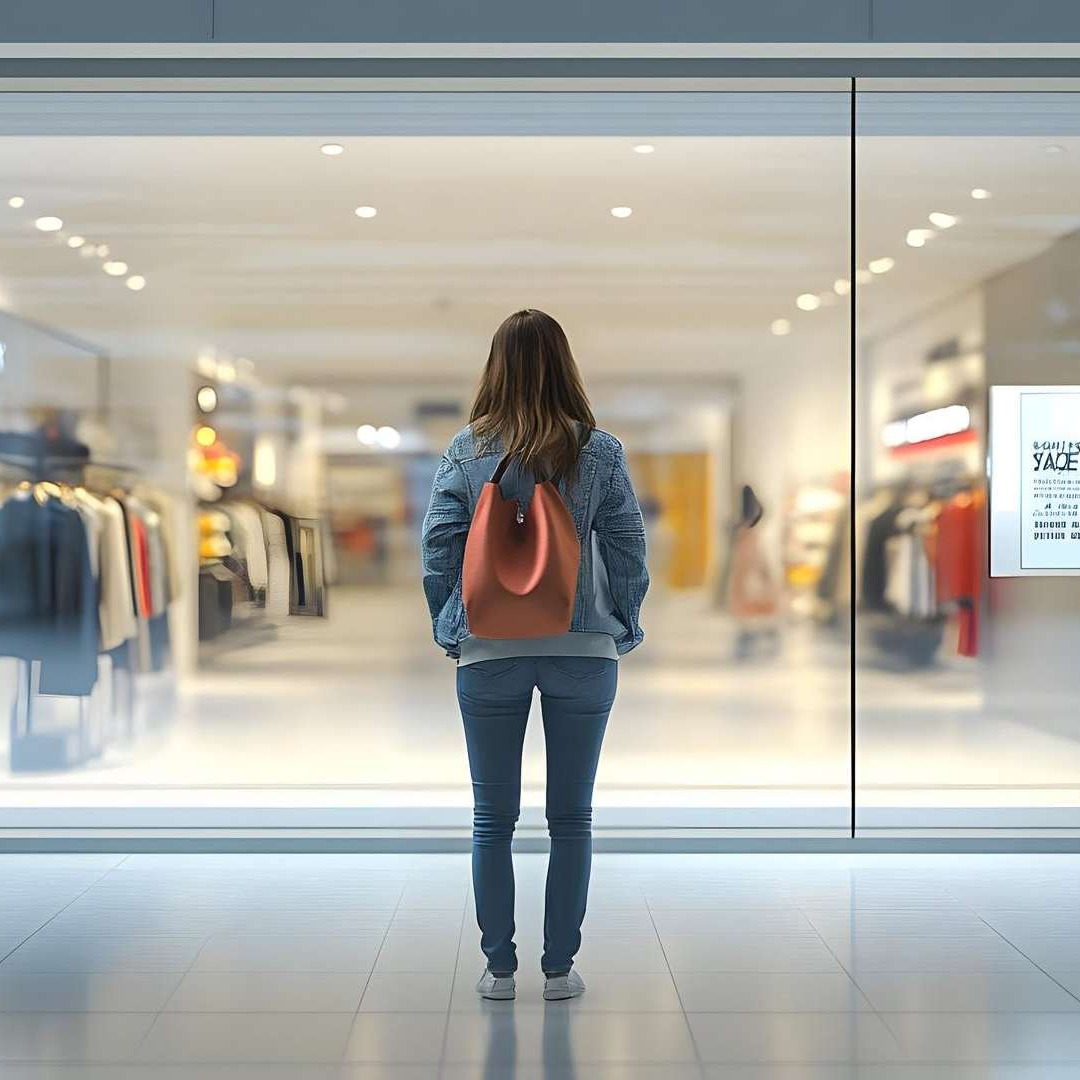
{"left": 3, "top": 853, "right": 1080, "bottom": 1077}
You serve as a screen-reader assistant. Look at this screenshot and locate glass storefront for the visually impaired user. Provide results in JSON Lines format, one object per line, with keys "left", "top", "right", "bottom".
{"left": 856, "top": 86, "right": 1080, "bottom": 834}
{"left": 0, "top": 82, "right": 1077, "bottom": 837}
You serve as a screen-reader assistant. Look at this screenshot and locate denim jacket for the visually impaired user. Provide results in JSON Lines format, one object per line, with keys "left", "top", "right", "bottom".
{"left": 421, "top": 425, "right": 649, "bottom": 658}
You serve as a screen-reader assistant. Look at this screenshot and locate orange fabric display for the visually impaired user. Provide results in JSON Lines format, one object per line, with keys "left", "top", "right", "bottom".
{"left": 463, "top": 456, "right": 580, "bottom": 638}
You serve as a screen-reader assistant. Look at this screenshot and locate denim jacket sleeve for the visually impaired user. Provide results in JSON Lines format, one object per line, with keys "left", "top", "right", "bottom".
{"left": 421, "top": 452, "right": 471, "bottom": 641}
{"left": 594, "top": 442, "right": 649, "bottom": 653}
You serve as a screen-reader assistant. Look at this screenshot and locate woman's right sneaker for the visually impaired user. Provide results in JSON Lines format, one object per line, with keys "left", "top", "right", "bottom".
{"left": 476, "top": 968, "right": 516, "bottom": 1000}
{"left": 543, "top": 969, "right": 586, "bottom": 1001}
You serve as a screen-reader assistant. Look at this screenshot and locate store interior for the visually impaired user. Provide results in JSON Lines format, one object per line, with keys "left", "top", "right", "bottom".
{"left": 2, "top": 91, "right": 1080, "bottom": 833}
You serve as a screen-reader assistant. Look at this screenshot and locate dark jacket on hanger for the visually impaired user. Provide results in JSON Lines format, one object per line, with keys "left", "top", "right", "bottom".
{"left": 0, "top": 494, "right": 99, "bottom": 695}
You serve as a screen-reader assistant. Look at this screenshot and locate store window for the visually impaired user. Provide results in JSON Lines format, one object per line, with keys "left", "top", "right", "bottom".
{"left": 0, "top": 89, "right": 851, "bottom": 833}
{"left": 855, "top": 84, "right": 1080, "bottom": 833}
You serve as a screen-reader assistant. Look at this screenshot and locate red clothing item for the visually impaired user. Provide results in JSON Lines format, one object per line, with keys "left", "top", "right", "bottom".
{"left": 130, "top": 512, "right": 154, "bottom": 618}
{"left": 935, "top": 490, "right": 984, "bottom": 657}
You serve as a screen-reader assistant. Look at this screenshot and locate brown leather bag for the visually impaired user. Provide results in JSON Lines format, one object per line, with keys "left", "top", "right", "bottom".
{"left": 462, "top": 455, "right": 580, "bottom": 638}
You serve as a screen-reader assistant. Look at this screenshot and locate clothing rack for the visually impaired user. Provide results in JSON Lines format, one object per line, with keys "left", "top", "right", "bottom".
{"left": 1, "top": 437, "right": 168, "bottom": 772}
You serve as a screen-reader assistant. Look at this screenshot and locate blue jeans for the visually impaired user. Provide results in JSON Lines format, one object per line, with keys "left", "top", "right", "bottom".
{"left": 457, "top": 655, "right": 617, "bottom": 975}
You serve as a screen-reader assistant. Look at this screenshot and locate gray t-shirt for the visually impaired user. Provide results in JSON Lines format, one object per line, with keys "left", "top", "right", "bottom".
{"left": 458, "top": 631, "right": 617, "bottom": 668}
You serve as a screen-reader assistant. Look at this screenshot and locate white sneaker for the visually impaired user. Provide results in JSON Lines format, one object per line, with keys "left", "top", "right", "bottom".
{"left": 476, "top": 968, "right": 516, "bottom": 1000}
{"left": 543, "top": 969, "right": 586, "bottom": 1001}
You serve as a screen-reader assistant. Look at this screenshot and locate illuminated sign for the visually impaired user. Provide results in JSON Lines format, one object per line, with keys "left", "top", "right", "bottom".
{"left": 882, "top": 404, "right": 972, "bottom": 452}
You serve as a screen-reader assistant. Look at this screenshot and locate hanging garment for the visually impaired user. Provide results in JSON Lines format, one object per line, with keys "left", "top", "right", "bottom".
{"left": 0, "top": 491, "right": 99, "bottom": 695}
{"left": 226, "top": 502, "right": 269, "bottom": 592}
{"left": 860, "top": 502, "right": 904, "bottom": 611}
{"left": 76, "top": 490, "right": 138, "bottom": 651}
{"left": 137, "top": 488, "right": 183, "bottom": 604}
{"left": 259, "top": 507, "right": 290, "bottom": 620}
{"left": 143, "top": 507, "right": 168, "bottom": 616}
{"left": 128, "top": 510, "right": 153, "bottom": 618}
{"left": 936, "top": 489, "right": 984, "bottom": 657}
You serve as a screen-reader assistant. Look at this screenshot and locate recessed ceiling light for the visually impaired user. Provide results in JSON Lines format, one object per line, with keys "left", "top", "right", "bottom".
{"left": 855, "top": 268, "right": 873, "bottom": 285}
{"left": 928, "top": 211, "right": 958, "bottom": 229}
{"left": 869, "top": 256, "right": 895, "bottom": 274}
{"left": 103, "top": 260, "right": 128, "bottom": 276}
{"left": 320, "top": 143, "right": 344, "bottom": 156}
{"left": 125, "top": 275, "right": 146, "bottom": 291}
{"left": 67, "top": 235, "right": 85, "bottom": 249}
{"left": 633, "top": 144, "right": 655, "bottom": 154}
{"left": 770, "top": 318, "right": 792, "bottom": 337}
{"left": 95, "top": 244, "right": 110, "bottom": 257}
{"left": 906, "top": 229, "right": 933, "bottom": 248}
{"left": 79, "top": 245, "right": 97, "bottom": 258}
{"left": 357, "top": 424, "right": 378, "bottom": 446}
{"left": 195, "top": 425, "right": 217, "bottom": 448}
{"left": 216, "top": 360, "right": 236, "bottom": 383}
{"left": 196, "top": 385, "right": 217, "bottom": 412}
{"left": 796, "top": 293, "right": 821, "bottom": 312}
{"left": 34, "top": 216, "right": 63, "bottom": 232}
{"left": 376, "top": 425, "right": 401, "bottom": 449}
{"left": 7, "top": 196, "right": 24, "bottom": 209}
{"left": 610, "top": 206, "right": 633, "bottom": 219}
{"left": 970, "top": 188, "right": 992, "bottom": 200}
{"left": 354, "top": 205, "right": 377, "bottom": 219}
{"left": 833, "top": 278, "right": 851, "bottom": 296}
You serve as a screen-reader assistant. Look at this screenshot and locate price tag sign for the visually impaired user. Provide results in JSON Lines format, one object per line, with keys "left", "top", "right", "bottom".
{"left": 990, "top": 385, "right": 1080, "bottom": 576}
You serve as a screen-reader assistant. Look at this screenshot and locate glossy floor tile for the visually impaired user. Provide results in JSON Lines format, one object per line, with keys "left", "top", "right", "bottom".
{"left": 1, "top": 853, "right": 1080, "bottom": 1074}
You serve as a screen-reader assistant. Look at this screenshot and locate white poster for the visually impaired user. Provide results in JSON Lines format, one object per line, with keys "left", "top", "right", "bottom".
{"left": 990, "top": 385, "right": 1080, "bottom": 576}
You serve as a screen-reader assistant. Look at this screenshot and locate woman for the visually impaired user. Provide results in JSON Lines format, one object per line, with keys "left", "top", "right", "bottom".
{"left": 421, "top": 309, "right": 649, "bottom": 1002}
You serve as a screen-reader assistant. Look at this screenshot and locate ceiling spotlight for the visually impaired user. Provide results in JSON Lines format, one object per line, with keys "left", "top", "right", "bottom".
{"left": 633, "top": 144, "right": 656, "bottom": 154}
{"left": 833, "top": 278, "right": 851, "bottom": 297}
{"left": 354, "top": 205, "right": 378, "bottom": 219}
{"left": 869, "top": 256, "right": 895, "bottom": 275}
{"left": 196, "top": 385, "right": 218, "bottom": 413}
{"left": 34, "top": 216, "right": 63, "bottom": 232}
{"left": 770, "top": 318, "right": 792, "bottom": 337}
{"left": 376, "top": 425, "right": 401, "bottom": 449}
{"left": 906, "top": 229, "right": 933, "bottom": 248}
{"left": 971, "top": 188, "right": 992, "bottom": 200}
{"left": 796, "top": 293, "right": 821, "bottom": 312}
{"left": 610, "top": 206, "right": 633, "bottom": 219}
{"left": 95, "top": 244, "right": 110, "bottom": 257}
{"left": 356, "top": 424, "right": 378, "bottom": 446}
{"left": 928, "top": 211, "right": 958, "bottom": 229}
{"left": 7, "top": 196, "right": 24, "bottom": 209}
{"left": 195, "top": 425, "right": 217, "bottom": 448}
{"left": 125, "top": 275, "right": 146, "bottom": 291}
{"left": 320, "top": 143, "right": 344, "bottom": 156}
{"left": 855, "top": 268, "right": 873, "bottom": 285}
{"left": 67, "top": 235, "right": 85, "bottom": 249}
{"left": 103, "top": 261, "right": 128, "bottom": 276}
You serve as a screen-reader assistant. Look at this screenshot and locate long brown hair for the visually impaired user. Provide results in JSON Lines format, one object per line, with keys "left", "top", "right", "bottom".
{"left": 470, "top": 309, "right": 595, "bottom": 483}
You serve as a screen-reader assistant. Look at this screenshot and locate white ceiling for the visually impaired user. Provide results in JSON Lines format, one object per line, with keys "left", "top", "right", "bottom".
{"left": 0, "top": 133, "right": 1079, "bottom": 401}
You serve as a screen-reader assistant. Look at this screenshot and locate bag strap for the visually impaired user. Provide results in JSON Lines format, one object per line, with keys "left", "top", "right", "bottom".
{"left": 490, "top": 453, "right": 553, "bottom": 486}
{"left": 490, "top": 454, "right": 514, "bottom": 485}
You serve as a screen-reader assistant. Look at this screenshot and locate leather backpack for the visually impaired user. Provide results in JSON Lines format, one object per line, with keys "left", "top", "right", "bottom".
{"left": 462, "top": 455, "right": 580, "bottom": 638}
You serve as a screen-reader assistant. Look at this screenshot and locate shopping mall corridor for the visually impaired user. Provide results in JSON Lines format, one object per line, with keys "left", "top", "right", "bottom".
{"left": 2, "top": 852, "right": 1080, "bottom": 1075}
